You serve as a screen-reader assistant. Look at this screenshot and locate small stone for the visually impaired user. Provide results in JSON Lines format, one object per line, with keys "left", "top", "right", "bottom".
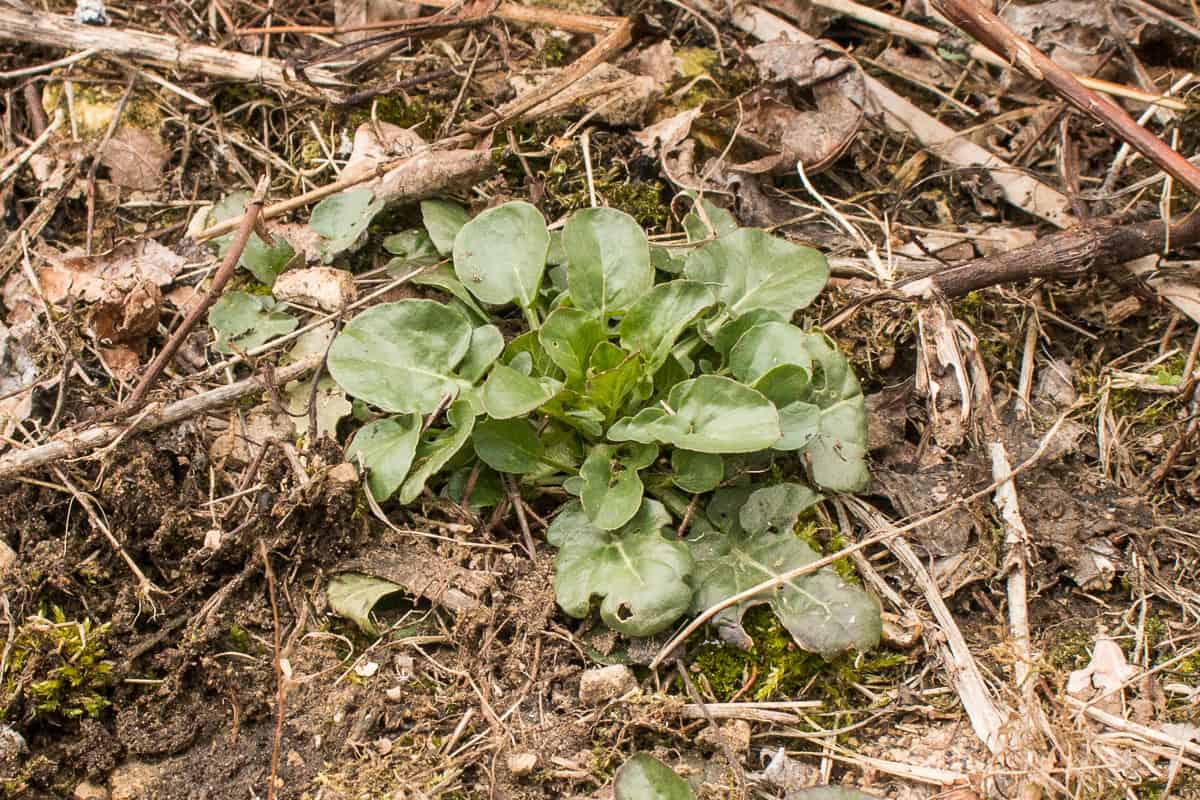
{"left": 272, "top": 267, "right": 356, "bottom": 312}
{"left": 578, "top": 665, "right": 636, "bottom": 706}
{"left": 327, "top": 462, "right": 359, "bottom": 487}
{"left": 355, "top": 660, "right": 379, "bottom": 678}
{"left": 74, "top": 781, "right": 109, "bottom": 800}
{"left": 507, "top": 751, "right": 538, "bottom": 776}
{"left": 384, "top": 686, "right": 404, "bottom": 702}
{"left": 109, "top": 761, "right": 161, "bottom": 800}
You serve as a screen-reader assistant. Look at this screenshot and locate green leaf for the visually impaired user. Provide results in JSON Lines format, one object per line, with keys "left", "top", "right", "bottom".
{"left": 671, "top": 450, "right": 724, "bottom": 493}
{"left": 208, "top": 292, "right": 297, "bottom": 354}
{"left": 650, "top": 245, "right": 688, "bottom": 274}
{"left": 326, "top": 573, "right": 404, "bottom": 636}
{"left": 548, "top": 500, "right": 694, "bottom": 636}
{"left": 504, "top": 330, "right": 560, "bottom": 378}
{"left": 400, "top": 263, "right": 489, "bottom": 323}
{"left": 712, "top": 309, "right": 787, "bottom": 359}
{"left": 564, "top": 207, "right": 654, "bottom": 316}
{"left": 421, "top": 198, "right": 469, "bottom": 256}
{"left": 453, "top": 201, "right": 548, "bottom": 307}
{"left": 615, "top": 754, "right": 696, "bottom": 800}
{"left": 684, "top": 228, "right": 828, "bottom": 318}
{"left": 311, "top": 188, "right": 385, "bottom": 262}
{"left": 283, "top": 375, "right": 352, "bottom": 441}
{"left": 788, "top": 333, "right": 869, "bottom": 491}
{"left": 211, "top": 192, "right": 295, "bottom": 286}
{"left": 682, "top": 196, "right": 738, "bottom": 242}
{"left": 397, "top": 400, "right": 476, "bottom": 503}
{"left": 539, "top": 307, "right": 606, "bottom": 384}
{"left": 459, "top": 324, "right": 504, "bottom": 384}
{"left": 729, "top": 321, "right": 817, "bottom": 384}
{"left": 481, "top": 364, "right": 562, "bottom": 419}
{"left": 382, "top": 229, "right": 440, "bottom": 265}
{"left": 608, "top": 375, "right": 780, "bottom": 454}
{"left": 619, "top": 280, "right": 714, "bottom": 369}
{"left": 587, "top": 347, "right": 645, "bottom": 418}
{"left": 580, "top": 443, "right": 657, "bottom": 530}
{"left": 445, "top": 465, "right": 503, "bottom": 510}
{"left": 327, "top": 299, "right": 473, "bottom": 414}
{"left": 738, "top": 482, "right": 822, "bottom": 533}
{"left": 690, "top": 530, "right": 880, "bottom": 657}
{"left": 345, "top": 415, "right": 422, "bottom": 501}
{"left": 473, "top": 418, "right": 545, "bottom": 474}
{"left": 752, "top": 364, "right": 820, "bottom": 450}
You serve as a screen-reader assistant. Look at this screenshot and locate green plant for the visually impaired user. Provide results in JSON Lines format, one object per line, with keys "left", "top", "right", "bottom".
{"left": 2, "top": 609, "right": 114, "bottom": 722}
{"left": 302, "top": 193, "right": 876, "bottom": 654}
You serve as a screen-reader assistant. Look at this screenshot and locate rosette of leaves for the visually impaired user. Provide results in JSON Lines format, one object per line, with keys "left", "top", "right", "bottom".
{"left": 325, "top": 198, "right": 875, "bottom": 651}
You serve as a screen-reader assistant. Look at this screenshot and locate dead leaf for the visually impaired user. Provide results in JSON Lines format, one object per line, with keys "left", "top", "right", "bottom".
{"left": 340, "top": 122, "right": 493, "bottom": 207}
{"left": 90, "top": 280, "right": 161, "bottom": 345}
{"left": 36, "top": 239, "right": 185, "bottom": 306}
{"left": 511, "top": 63, "right": 660, "bottom": 127}
{"left": 272, "top": 267, "right": 356, "bottom": 312}
{"left": 623, "top": 39, "right": 678, "bottom": 85}
{"left": 210, "top": 406, "right": 293, "bottom": 467}
{"left": 341, "top": 122, "right": 425, "bottom": 186}
{"left": 165, "top": 285, "right": 205, "bottom": 317}
{"left": 97, "top": 345, "right": 142, "bottom": 381}
{"left": 0, "top": 320, "right": 39, "bottom": 442}
{"left": 100, "top": 126, "right": 169, "bottom": 191}
{"left": 1067, "top": 637, "right": 1138, "bottom": 709}
{"left": 284, "top": 376, "right": 351, "bottom": 441}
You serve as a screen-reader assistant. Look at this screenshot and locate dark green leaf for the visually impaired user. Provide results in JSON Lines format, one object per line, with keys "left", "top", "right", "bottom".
{"left": 684, "top": 228, "right": 828, "bottom": 318}
{"left": 564, "top": 207, "right": 653, "bottom": 316}
{"left": 327, "top": 299, "right": 473, "bottom": 414}
{"left": 345, "top": 415, "right": 421, "bottom": 501}
{"left": 671, "top": 450, "right": 724, "bottom": 493}
{"left": 397, "top": 400, "right": 476, "bottom": 503}
{"left": 327, "top": 573, "right": 403, "bottom": 636}
{"left": 473, "top": 418, "right": 545, "bottom": 474}
{"left": 738, "top": 482, "right": 822, "bottom": 533}
{"left": 383, "top": 229, "right": 440, "bottom": 264}
{"left": 580, "top": 443, "right": 657, "bottom": 530}
{"left": 445, "top": 465, "right": 503, "bottom": 510}
{"left": 618, "top": 280, "right": 714, "bottom": 369}
{"left": 615, "top": 754, "right": 696, "bottom": 800}
{"left": 453, "top": 201, "right": 548, "bottom": 307}
{"left": 539, "top": 307, "right": 606, "bottom": 384}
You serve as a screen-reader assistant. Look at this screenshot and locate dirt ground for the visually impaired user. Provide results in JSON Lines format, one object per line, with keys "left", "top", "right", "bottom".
{"left": 1, "top": 0, "right": 1199, "bottom": 798}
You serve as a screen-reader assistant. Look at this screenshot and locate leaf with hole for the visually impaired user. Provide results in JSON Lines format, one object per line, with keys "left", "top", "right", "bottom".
{"left": 208, "top": 292, "right": 297, "bottom": 354}
{"left": 327, "top": 299, "right": 473, "bottom": 414}
{"left": 614, "top": 753, "right": 696, "bottom": 800}
{"left": 684, "top": 228, "right": 828, "bottom": 318}
{"left": 564, "top": 207, "right": 654, "bottom": 316}
{"left": 548, "top": 500, "right": 693, "bottom": 636}
{"left": 579, "top": 443, "right": 658, "bottom": 530}
{"left": 310, "top": 187, "right": 385, "bottom": 262}
{"left": 345, "top": 415, "right": 422, "bottom": 502}
{"left": 608, "top": 375, "right": 780, "bottom": 454}
{"left": 453, "top": 201, "right": 548, "bottom": 307}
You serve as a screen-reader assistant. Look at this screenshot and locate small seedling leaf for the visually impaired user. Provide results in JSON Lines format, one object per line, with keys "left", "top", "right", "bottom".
{"left": 614, "top": 753, "right": 696, "bottom": 800}
{"left": 208, "top": 292, "right": 297, "bottom": 354}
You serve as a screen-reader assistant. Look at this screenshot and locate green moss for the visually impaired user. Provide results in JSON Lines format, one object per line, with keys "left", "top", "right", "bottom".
{"left": 795, "top": 521, "right": 857, "bottom": 582}
{"left": 690, "top": 607, "right": 905, "bottom": 708}
{"left": 3, "top": 608, "right": 114, "bottom": 722}
{"left": 345, "top": 95, "right": 449, "bottom": 135}
{"left": 1045, "top": 621, "right": 1095, "bottom": 673}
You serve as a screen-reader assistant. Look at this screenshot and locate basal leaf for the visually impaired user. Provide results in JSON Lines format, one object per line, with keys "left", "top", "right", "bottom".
{"left": 311, "top": 187, "right": 385, "bottom": 262}
{"left": 327, "top": 299, "right": 473, "bottom": 414}
{"left": 564, "top": 207, "right": 653, "bottom": 316}
{"left": 587, "top": 347, "right": 646, "bottom": 418}
{"left": 458, "top": 324, "right": 504, "bottom": 384}
{"left": 548, "top": 500, "right": 693, "bottom": 636}
{"left": 618, "top": 280, "right": 714, "bottom": 369}
{"left": 473, "top": 418, "right": 545, "bottom": 474}
{"left": 711, "top": 308, "right": 787, "bottom": 358}
{"left": 397, "top": 400, "right": 476, "bottom": 503}
{"left": 445, "top": 465, "right": 504, "bottom": 510}
{"left": 682, "top": 196, "right": 738, "bottom": 242}
{"left": 211, "top": 192, "right": 295, "bottom": 286}
{"left": 481, "top": 363, "right": 562, "bottom": 419}
{"left": 345, "top": 415, "right": 421, "bottom": 501}
{"left": 580, "top": 443, "right": 657, "bottom": 530}
{"left": 327, "top": 573, "right": 404, "bottom": 636}
{"left": 539, "top": 307, "right": 606, "bottom": 384}
{"left": 729, "top": 321, "right": 814, "bottom": 384}
{"left": 671, "top": 450, "right": 724, "bottom": 493}
{"left": 452, "top": 201, "right": 548, "bottom": 308}
{"left": 208, "top": 292, "right": 297, "bottom": 354}
{"left": 420, "top": 198, "right": 469, "bottom": 256}
{"left": 608, "top": 375, "right": 780, "bottom": 454}
{"left": 788, "top": 333, "right": 869, "bottom": 491}
{"left": 615, "top": 754, "right": 696, "bottom": 800}
{"left": 738, "top": 482, "right": 822, "bottom": 534}
{"left": 684, "top": 228, "right": 828, "bottom": 318}
{"left": 383, "top": 229, "right": 440, "bottom": 265}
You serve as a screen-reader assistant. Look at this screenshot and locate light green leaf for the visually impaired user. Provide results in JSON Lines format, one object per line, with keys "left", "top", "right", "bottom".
{"left": 208, "top": 292, "right": 297, "bottom": 354}
{"left": 615, "top": 754, "right": 696, "bottom": 800}
{"left": 587, "top": 346, "right": 645, "bottom": 418}
{"left": 473, "top": 418, "right": 545, "bottom": 474}
{"left": 690, "top": 504, "right": 880, "bottom": 658}
{"left": 346, "top": 415, "right": 421, "bottom": 501}
{"left": 459, "top": 324, "right": 504, "bottom": 384}
{"left": 671, "top": 450, "right": 724, "bottom": 493}
{"left": 580, "top": 443, "right": 657, "bottom": 530}
{"left": 453, "top": 201, "right": 548, "bottom": 307}
{"left": 327, "top": 299, "right": 473, "bottom": 414}
{"left": 608, "top": 375, "right": 780, "bottom": 454}
{"left": 682, "top": 196, "right": 738, "bottom": 242}
{"left": 397, "top": 400, "right": 476, "bottom": 503}
{"left": 540, "top": 307, "right": 606, "bottom": 384}
{"left": 710, "top": 308, "right": 786, "bottom": 358}
{"left": 421, "top": 198, "right": 469, "bottom": 255}
{"left": 651, "top": 245, "right": 688, "bottom": 274}
{"left": 311, "top": 187, "right": 385, "bottom": 262}
{"left": 382, "top": 229, "right": 440, "bottom": 265}
{"left": 482, "top": 364, "right": 562, "bottom": 419}
{"left": 283, "top": 375, "right": 352, "bottom": 441}
{"left": 564, "top": 207, "right": 653, "bottom": 316}
{"left": 684, "top": 228, "right": 828, "bottom": 318}
{"left": 397, "top": 263, "right": 489, "bottom": 323}
{"left": 753, "top": 364, "right": 820, "bottom": 450}
{"left": 618, "top": 280, "right": 714, "bottom": 369}
{"left": 211, "top": 192, "right": 295, "bottom": 286}
{"left": 788, "top": 333, "right": 869, "bottom": 491}
{"left": 548, "top": 500, "right": 693, "bottom": 636}
{"left": 326, "top": 573, "right": 404, "bottom": 636}
{"left": 729, "top": 321, "right": 818, "bottom": 384}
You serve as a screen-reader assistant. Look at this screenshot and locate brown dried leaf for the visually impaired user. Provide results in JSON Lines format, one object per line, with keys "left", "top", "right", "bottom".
{"left": 511, "top": 63, "right": 660, "bottom": 127}
{"left": 90, "top": 280, "right": 162, "bottom": 345}
{"left": 37, "top": 239, "right": 185, "bottom": 305}
{"left": 100, "top": 126, "right": 169, "bottom": 191}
